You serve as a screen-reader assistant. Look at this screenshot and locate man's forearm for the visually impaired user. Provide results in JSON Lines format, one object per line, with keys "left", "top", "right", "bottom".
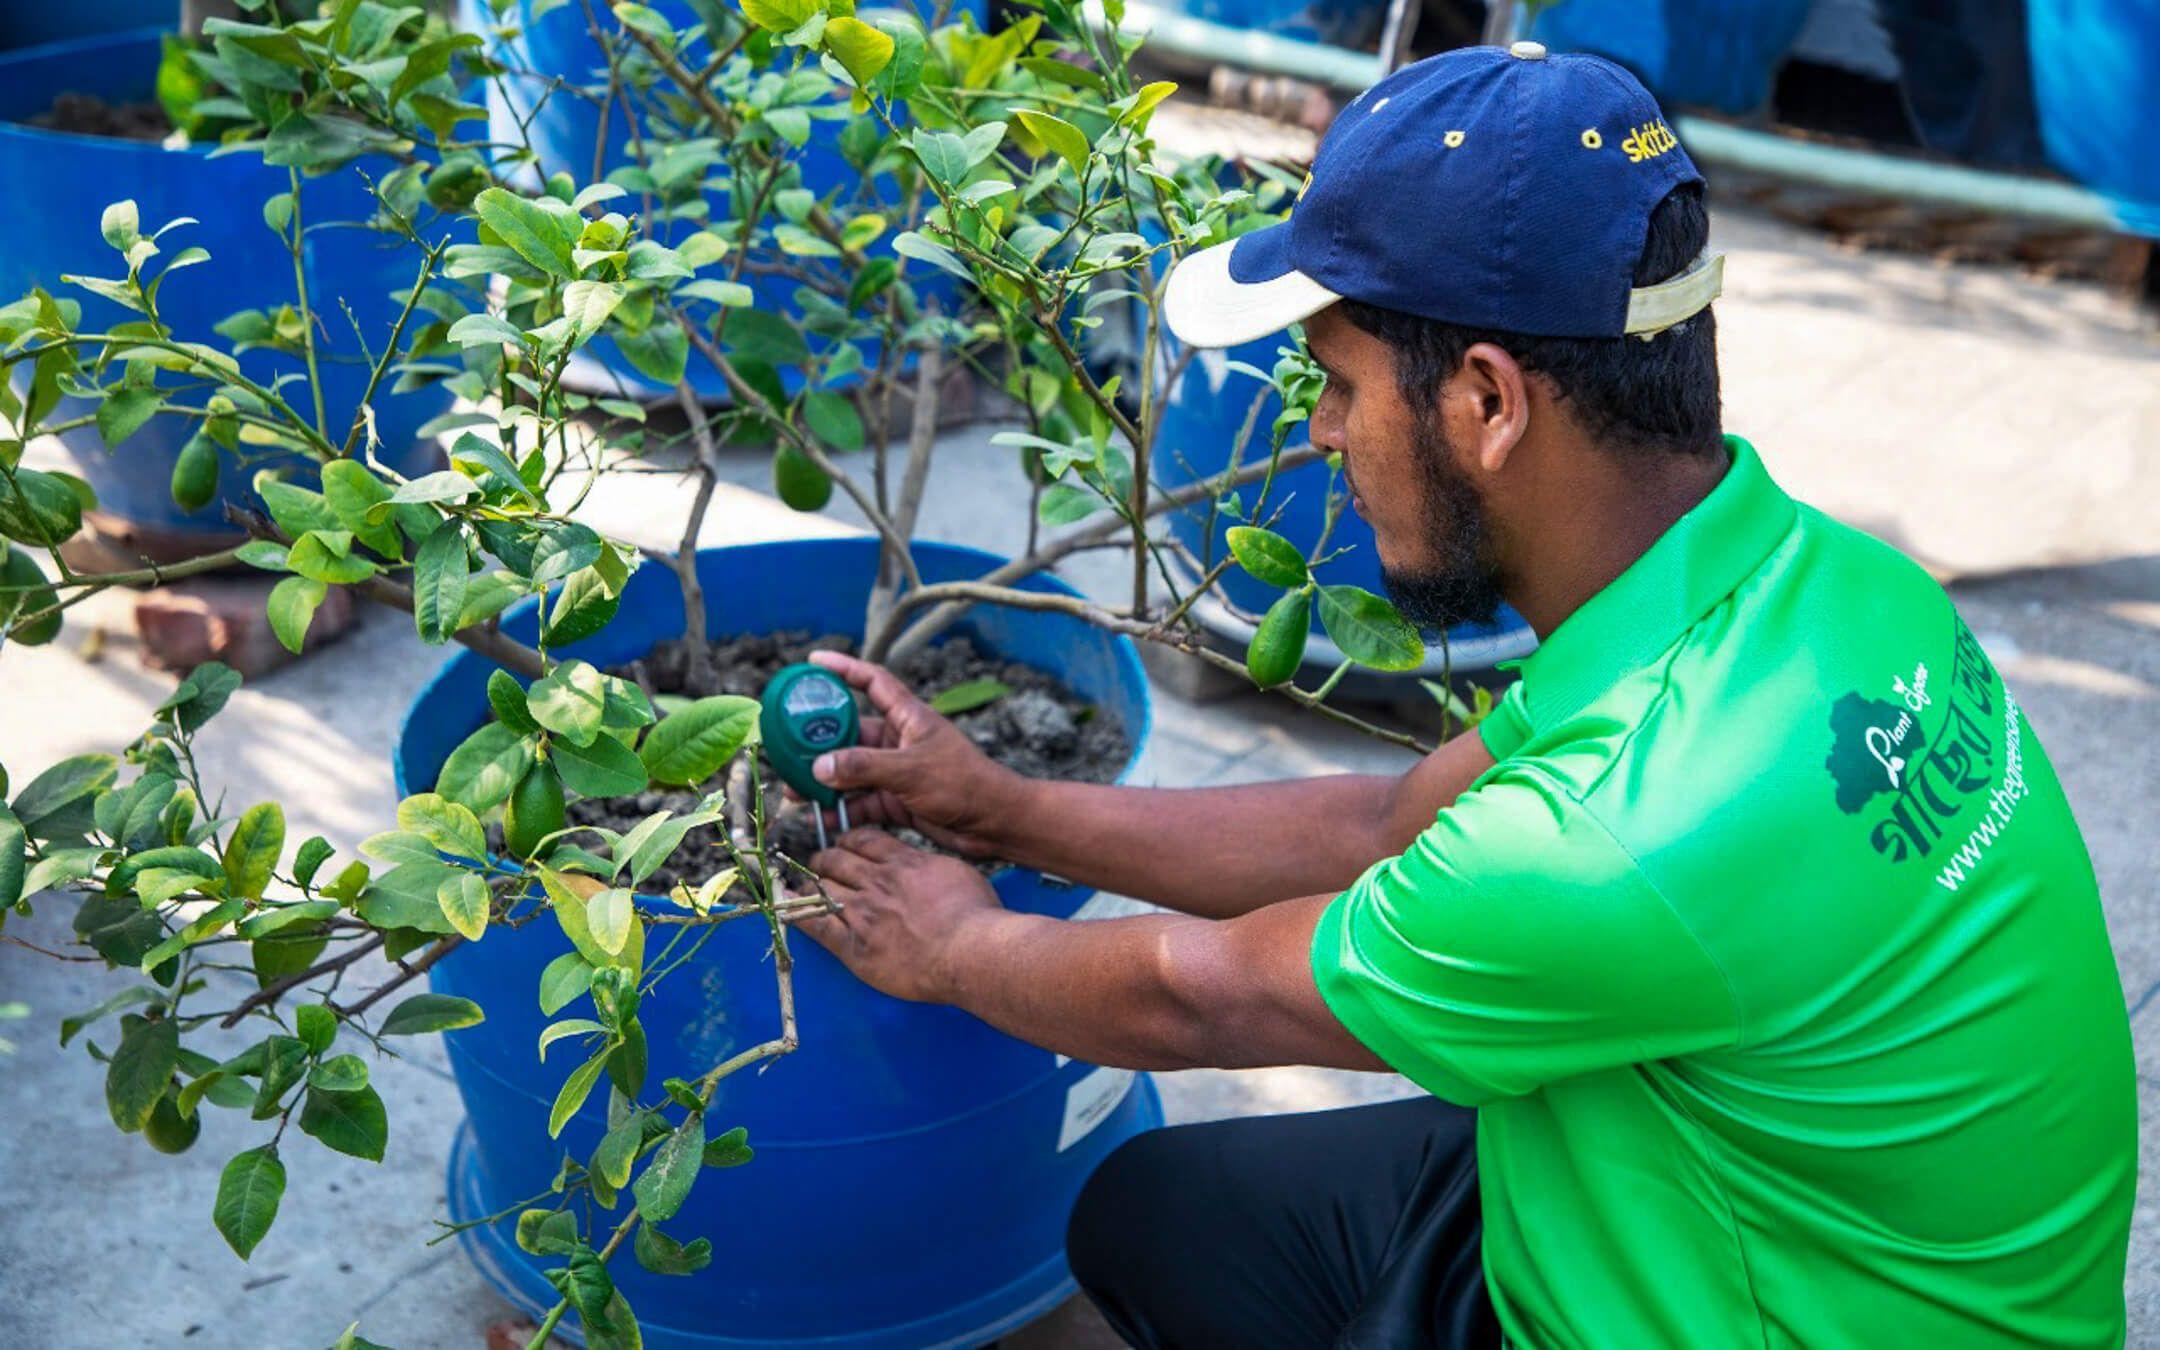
{"left": 938, "top": 896, "right": 1386, "bottom": 1073}
{"left": 982, "top": 775, "right": 1399, "bottom": 918}
{"left": 979, "top": 729, "right": 1498, "bottom": 919}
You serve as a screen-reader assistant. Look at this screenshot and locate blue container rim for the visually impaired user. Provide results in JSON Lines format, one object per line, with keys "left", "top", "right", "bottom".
{"left": 0, "top": 28, "right": 218, "bottom": 157}
{"left": 392, "top": 535, "right": 1156, "bottom": 889}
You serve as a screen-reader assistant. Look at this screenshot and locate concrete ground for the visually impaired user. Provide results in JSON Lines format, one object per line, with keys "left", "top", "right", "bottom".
{"left": 1, "top": 203, "right": 2155, "bottom": 1347}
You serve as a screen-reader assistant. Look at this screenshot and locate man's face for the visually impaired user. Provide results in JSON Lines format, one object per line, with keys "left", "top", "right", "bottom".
{"left": 1301, "top": 308, "right": 1505, "bottom": 629}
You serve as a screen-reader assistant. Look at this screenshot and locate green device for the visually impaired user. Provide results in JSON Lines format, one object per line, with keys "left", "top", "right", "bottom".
{"left": 759, "top": 663, "right": 860, "bottom": 848}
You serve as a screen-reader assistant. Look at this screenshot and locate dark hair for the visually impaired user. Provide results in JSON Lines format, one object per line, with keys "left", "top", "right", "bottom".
{"left": 1339, "top": 184, "right": 1721, "bottom": 455}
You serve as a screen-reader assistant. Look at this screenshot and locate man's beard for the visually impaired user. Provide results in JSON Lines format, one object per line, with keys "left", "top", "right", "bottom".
{"left": 1377, "top": 420, "right": 1506, "bottom": 631}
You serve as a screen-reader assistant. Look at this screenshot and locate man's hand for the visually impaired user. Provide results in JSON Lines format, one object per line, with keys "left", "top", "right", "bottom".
{"left": 804, "top": 650, "right": 1026, "bottom": 857}
{"left": 797, "top": 829, "right": 1002, "bottom": 1004}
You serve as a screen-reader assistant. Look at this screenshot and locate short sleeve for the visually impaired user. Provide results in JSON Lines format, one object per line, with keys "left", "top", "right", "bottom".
{"left": 1311, "top": 769, "right": 1739, "bottom": 1105}
{"left": 1476, "top": 677, "right": 1533, "bottom": 761}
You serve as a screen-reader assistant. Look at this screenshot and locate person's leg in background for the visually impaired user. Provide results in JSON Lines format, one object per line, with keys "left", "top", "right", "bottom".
{"left": 1066, "top": 1095, "right": 1498, "bottom": 1350}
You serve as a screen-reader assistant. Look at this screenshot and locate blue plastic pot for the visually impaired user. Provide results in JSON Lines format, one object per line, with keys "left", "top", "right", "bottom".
{"left": 2028, "top": 1, "right": 2160, "bottom": 237}
{"left": 394, "top": 537, "right": 1163, "bottom": 1349}
{"left": 0, "top": 29, "right": 452, "bottom": 533}
{"left": 1154, "top": 337, "right": 1536, "bottom": 675}
{"left": 1530, "top": 0, "right": 1815, "bottom": 115}
{"left": 464, "top": 0, "right": 982, "bottom": 400}
{"left": 0, "top": 1, "right": 167, "bottom": 51}
{"left": 1156, "top": 0, "right": 1389, "bottom": 48}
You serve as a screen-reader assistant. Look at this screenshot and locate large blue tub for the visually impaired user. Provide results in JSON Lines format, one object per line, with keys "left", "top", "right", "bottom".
{"left": 1530, "top": 0, "right": 1815, "bottom": 115}
{"left": 0, "top": 1, "right": 166, "bottom": 51}
{"left": 394, "top": 537, "right": 1163, "bottom": 1348}
{"left": 0, "top": 29, "right": 452, "bottom": 533}
{"left": 1154, "top": 337, "right": 1536, "bottom": 675}
{"left": 2028, "top": 1, "right": 2160, "bottom": 238}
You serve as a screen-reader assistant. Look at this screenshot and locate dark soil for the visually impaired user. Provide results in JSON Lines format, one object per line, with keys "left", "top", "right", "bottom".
{"left": 30, "top": 93, "right": 173, "bottom": 143}
{"left": 563, "top": 630, "right": 1130, "bottom": 894}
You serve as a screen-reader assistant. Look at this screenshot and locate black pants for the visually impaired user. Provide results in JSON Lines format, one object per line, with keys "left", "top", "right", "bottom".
{"left": 1067, "top": 1095, "right": 1500, "bottom": 1350}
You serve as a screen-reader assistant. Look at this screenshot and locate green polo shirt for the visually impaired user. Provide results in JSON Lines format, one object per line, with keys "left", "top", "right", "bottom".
{"left": 1312, "top": 437, "right": 2135, "bottom": 1348}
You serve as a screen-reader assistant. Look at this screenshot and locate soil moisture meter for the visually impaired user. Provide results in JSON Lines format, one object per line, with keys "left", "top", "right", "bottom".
{"left": 759, "top": 663, "right": 859, "bottom": 850}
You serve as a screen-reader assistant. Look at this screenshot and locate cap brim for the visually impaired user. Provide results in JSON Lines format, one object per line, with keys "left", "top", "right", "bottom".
{"left": 1163, "top": 231, "right": 1341, "bottom": 350}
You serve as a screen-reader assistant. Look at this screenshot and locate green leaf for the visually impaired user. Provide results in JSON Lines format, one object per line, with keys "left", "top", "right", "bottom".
{"left": 1015, "top": 109, "right": 1090, "bottom": 175}
{"left": 299, "top": 1083, "right": 387, "bottom": 1162}
{"left": 701, "top": 1125, "right": 753, "bottom": 1168}
{"left": 1226, "top": 526, "right": 1308, "bottom": 588}
{"left": 549, "top": 1051, "right": 609, "bottom": 1137}
{"left": 398, "top": 792, "right": 488, "bottom": 860}
{"left": 106, "top": 1016, "right": 179, "bottom": 1131}
{"left": 802, "top": 391, "right": 864, "bottom": 453}
{"left": 101, "top": 199, "right": 141, "bottom": 251}
{"left": 529, "top": 660, "right": 608, "bottom": 747}
{"left": 436, "top": 722, "right": 535, "bottom": 816}
{"left": 1037, "top": 483, "right": 1103, "bottom": 525}
{"left": 213, "top": 1145, "right": 285, "bottom": 1259}
{"left": 158, "top": 661, "right": 241, "bottom": 734}
{"left": 586, "top": 887, "right": 634, "bottom": 958}
{"left": 287, "top": 530, "right": 377, "bottom": 586}
{"left": 554, "top": 734, "right": 649, "bottom": 800}
{"left": 740, "top": 0, "right": 816, "bottom": 33}
{"left": 12, "top": 753, "right": 117, "bottom": 833}
{"left": 0, "top": 804, "right": 24, "bottom": 911}
{"left": 448, "top": 432, "right": 542, "bottom": 506}
{"left": 562, "top": 280, "right": 625, "bottom": 342}
{"left": 221, "top": 802, "right": 284, "bottom": 901}
{"left": 890, "top": 230, "right": 971, "bottom": 282}
{"left": 634, "top": 1223, "right": 712, "bottom": 1276}
{"left": 437, "top": 872, "right": 491, "bottom": 942}
{"left": 381, "top": 470, "right": 477, "bottom": 512}
{"left": 589, "top": 1112, "right": 642, "bottom": 1192}
{"left": 239, "top": 898, "right": 339, "bottom": 940}
{"left": 473, "top": 187, "right": 577, "bottom": 280}
{"left": 294, "top": 1004, "right": 336, "bottom": 1055}
{"left": 488, "top": 670, "right": 541, "bottom": 735}
{"left": 251, "top": 1035, "right": 311, "bottom": 1119}
{"left": 447, "top": 312, "right": 526, "bottom": 350}
{"left": 255, "top": 476, "right": 336, "bottom": 538}
{"left": 612, "top": 2, "right": 677, "bottom": 40}
{"left": 319, "top": 460, "right": 403, "bottom": 557}
{"left": 928, "top": 678, "right": 1010, "bottom": 715}
{"left": 638, "top": 696, "right": 759, "bottom": 787}
{"left": 539, "top": 1018, "right": 608, "bottom": 1062}
{"left": 824, "top": 16, "right": 895, "bottom": 85}
{"left": 613, "top": 324, "right": 688, "bottom": 386}
{"left": 412, "top": 521, "right": 469, "bottom": 645}
{"left": 632, "top": 1112, "right": 703, "bottom": 1223}
{"left": 1316, "top": 584, "right": 1424, "bottom": 672}
{"left": 97, "top": 386, "right": 163, "bottom": 448}
{"left": 543, "top": 566, "right": 621, "bottom": 647}
{"left": 266, "top": 575, "right": 326, "bottom": 655}
{"left": 0, "top": 467, "right": 85, "bottom": 547}
{"left": 540, "top": 953, "right": 595, "bottom": 1016}
{"left": 60, "top": 983, "right": 159, "bottom": 1048}
{"left": 517, "top": 1208, "right": 579, "bottom": 1256}
{"left": 308, "top": 1054, "right": 369, "bottom": 1094}
{"left": 379, "top": 993, "right": 485, "bottom": 1036}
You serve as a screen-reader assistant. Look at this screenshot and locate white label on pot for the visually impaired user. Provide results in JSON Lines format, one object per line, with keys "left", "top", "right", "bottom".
{"left": 1059, "top": 1066, "right": 1136, "bottom": 1152}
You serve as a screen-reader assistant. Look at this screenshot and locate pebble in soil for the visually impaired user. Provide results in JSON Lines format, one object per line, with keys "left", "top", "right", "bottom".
{"left": 564, "top": 631, "right": 1129, "bottom": 895}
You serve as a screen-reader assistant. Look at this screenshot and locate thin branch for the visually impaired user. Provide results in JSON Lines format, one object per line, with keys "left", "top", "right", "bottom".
{"left": 333, "top": 936, "right": 462, "bottom": 1018}
{"left": 220, "top": 933, "right": 386, "bottom": 1028}
{"left": 862, "top": 342, "right": 943, "bottom": 658}
{"left": 883, "top": 442, "right": 1328, "bottom": 662}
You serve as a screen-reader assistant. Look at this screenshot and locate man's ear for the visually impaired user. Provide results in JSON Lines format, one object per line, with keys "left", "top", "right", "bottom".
{"left": 1447, "top": 342, "right": 1531, "bottom": 474}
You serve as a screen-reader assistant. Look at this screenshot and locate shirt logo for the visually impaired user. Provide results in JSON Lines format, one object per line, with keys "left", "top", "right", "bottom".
{"left": 1622, "top": 120, "right": 1679, "bottom": 163}
{"left": 1822, "top": 618, "right": 2026, "bottom": 891}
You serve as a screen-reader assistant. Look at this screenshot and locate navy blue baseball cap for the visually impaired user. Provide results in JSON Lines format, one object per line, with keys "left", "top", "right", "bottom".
{"left": 1164, "top": 42, "right": 1724, "bottom": 348}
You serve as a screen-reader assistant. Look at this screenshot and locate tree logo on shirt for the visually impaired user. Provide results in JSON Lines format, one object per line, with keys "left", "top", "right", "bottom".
{"left": 1825, "top": 692, "right": 1913, "bottom": 813}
